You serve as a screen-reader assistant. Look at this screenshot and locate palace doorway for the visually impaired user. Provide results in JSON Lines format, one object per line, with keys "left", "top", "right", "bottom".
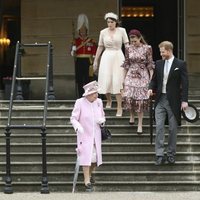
{"left": 120, "top": 0, "right": 184, "bottom": 60}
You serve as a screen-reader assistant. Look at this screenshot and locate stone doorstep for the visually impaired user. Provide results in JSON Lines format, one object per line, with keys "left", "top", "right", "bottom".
{"left": 0, "top": 100, "right": 200, "bottom": 192}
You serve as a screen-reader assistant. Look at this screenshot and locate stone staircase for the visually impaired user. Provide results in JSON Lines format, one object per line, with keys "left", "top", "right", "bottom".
{"left": 0, "top": 98, "right": 200, "bottom": 192}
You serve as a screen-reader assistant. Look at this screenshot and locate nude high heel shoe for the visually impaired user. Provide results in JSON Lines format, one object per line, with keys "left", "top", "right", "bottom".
{"left": 116, "top": 108, "right": 123, "bottom": 117}
{"left": 105, "top": 101, "right": 112, "bottom": 108}
{"left": 137, "top": 126, "right": 143, "bottom": 135}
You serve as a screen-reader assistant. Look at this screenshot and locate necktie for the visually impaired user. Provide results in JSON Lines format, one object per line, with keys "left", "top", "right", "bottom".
{"left": 163, "top": 60, "right": 170, "bottom": 93}
{"left": 165, "top": 60, "right": 169, "bottom": 75}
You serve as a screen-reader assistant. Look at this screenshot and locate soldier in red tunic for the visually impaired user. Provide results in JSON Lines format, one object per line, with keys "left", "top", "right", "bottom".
{"left": 71, "top": 14, "right": 97, "bottom": 97}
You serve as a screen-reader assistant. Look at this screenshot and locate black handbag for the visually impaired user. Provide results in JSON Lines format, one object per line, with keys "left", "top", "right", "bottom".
{"left": 101, "top": 126, "right": 111, "bottom": 141}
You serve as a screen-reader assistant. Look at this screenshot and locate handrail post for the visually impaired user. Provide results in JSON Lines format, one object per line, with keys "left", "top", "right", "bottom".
{"left": 40, "top": 127, "right": 49, "bottom": 194}
{"left": 4, "top": 127, "right": 13, "bottom": 194}
{"left": 15, "top": 45, "right": 23, "bottom": 100}
{"left": 48, "top": 43, "right": 55, "bottom": 100}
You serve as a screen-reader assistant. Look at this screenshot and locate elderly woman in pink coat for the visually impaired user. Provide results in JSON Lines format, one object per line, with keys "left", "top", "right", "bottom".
{"left": 70, "top": 81, "right": 105, "bottom": 192}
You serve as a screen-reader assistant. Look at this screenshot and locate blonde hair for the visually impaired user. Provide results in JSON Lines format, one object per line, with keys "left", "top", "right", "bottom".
{"left": 159, "top": 41, "right": 173, "bottom": 51}
{"left": 129, "top": 34, "right": 147, "bottom": 45}
{"left": 140, "top": 35, "right": 147, "bottom": 45}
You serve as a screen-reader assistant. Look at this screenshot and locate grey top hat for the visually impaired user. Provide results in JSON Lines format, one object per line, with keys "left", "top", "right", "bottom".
{"left": 181, "top": 103, "right": 199, "bottom": 123}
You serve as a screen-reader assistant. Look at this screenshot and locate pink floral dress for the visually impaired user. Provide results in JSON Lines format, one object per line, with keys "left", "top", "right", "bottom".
{"left": 121, "top": 43, "right": 154, "bottom": 112}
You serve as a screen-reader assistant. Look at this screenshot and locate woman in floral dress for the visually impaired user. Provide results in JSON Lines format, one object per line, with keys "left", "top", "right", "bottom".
{"left": 122, "top": 29, "right": 154, "bottom": 134}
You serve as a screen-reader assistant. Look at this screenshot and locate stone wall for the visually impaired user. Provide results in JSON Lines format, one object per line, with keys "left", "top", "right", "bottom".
{"left": 21, "top": 0, "right": 118, "bottom": 99}
{"left": 185, "top": 0, "right": 200, "bottom": 74}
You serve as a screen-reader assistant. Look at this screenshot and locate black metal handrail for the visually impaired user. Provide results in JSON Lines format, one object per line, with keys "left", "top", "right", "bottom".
{"left": 4, "top": 41, "right": 54, "bottom": 194}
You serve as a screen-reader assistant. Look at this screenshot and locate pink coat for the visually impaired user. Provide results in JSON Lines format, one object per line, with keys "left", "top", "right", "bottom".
{"left": 70, "top": 97, "right": 105, "bottom": 166}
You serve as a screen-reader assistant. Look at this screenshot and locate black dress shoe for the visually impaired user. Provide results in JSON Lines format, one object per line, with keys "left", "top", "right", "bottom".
{"left": 166, "top": 156, "right": 175, "bottom": 164}
{"left": 85, "top": 183, "right": 94, "bottom": 192}
{"left": 155, "top": 156, "right": 165, "bottom": 165}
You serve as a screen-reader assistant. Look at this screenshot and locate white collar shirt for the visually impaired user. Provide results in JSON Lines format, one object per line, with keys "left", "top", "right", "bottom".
{"left": 162, "top": 56, "right": 174, "bottom": 93}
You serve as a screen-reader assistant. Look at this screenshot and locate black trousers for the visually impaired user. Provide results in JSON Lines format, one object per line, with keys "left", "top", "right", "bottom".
{"left": 75, "top": 57, "right": 90, "bottom": 97}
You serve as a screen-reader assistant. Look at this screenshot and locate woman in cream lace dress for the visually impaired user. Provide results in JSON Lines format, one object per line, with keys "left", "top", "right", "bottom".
{"left": 93, "top": 12, "right": 129, "bottom": 116}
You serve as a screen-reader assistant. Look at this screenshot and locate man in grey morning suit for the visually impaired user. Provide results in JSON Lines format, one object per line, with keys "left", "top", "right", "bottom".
{"left": 148, "top": 41, "right": 189, "bottom": 165}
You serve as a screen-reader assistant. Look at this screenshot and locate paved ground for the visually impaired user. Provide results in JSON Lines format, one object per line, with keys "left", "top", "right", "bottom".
{"left": 0, "top": 192, "right": 200, "bottom": 200}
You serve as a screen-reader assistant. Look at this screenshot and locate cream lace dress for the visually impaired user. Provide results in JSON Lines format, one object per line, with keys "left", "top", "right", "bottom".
{"left": 97, "top": 27, "right": 129, "bottom": 94}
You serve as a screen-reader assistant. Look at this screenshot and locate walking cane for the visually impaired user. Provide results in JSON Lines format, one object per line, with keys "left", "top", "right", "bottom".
{"left": 149, "top": 95, "right": 154, "bottom": 145}
{"left": 72, "top": 155, "right": 80, "bottom": 193}
{"left": 72, "top": 148, "right": 81, "bottom": 193}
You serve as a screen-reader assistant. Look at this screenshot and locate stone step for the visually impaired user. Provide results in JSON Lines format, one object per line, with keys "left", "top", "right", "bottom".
{"left": 0, "top": 99, "right": 199, "bottom": 106}
{"left": 0, "top": 161, "right": 200, "bottom": 172}
{"left": 1, "top": 170, "right": 200, "bottom": 182}
{"left": 0, "top": 142, "right": 199, "bottom": 152}
{"left": 0, "top": 99, "right": 200, "bottom": 117}
{"left": 0, "top": 180, "right": 200, "bottom": 192}
{"left": 0, "top": 108, "right": 200, "bottom": 118}
{"left": 0, "top": 133, "right": 200, "bottom": 143}
{"left": 0, "top": 152, "right": 200, "bottom": 162}
{"left": 0, "top": 124, "right": 200, "bottom": 134}
{"left": 0, "top": 116, "right": 199, "bottom": 126}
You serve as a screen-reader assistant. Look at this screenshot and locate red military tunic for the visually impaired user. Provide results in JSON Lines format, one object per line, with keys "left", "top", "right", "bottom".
{"left": 74, "top": 37, "right": 97, "bottom": 58}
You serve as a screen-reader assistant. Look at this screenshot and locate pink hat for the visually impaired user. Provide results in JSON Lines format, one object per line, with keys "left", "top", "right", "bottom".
{"left": 128, "top": 29, "right": 141, "bottom": 37}
{"left": 82, "top": 81, "right": 98, "bottom": 97}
